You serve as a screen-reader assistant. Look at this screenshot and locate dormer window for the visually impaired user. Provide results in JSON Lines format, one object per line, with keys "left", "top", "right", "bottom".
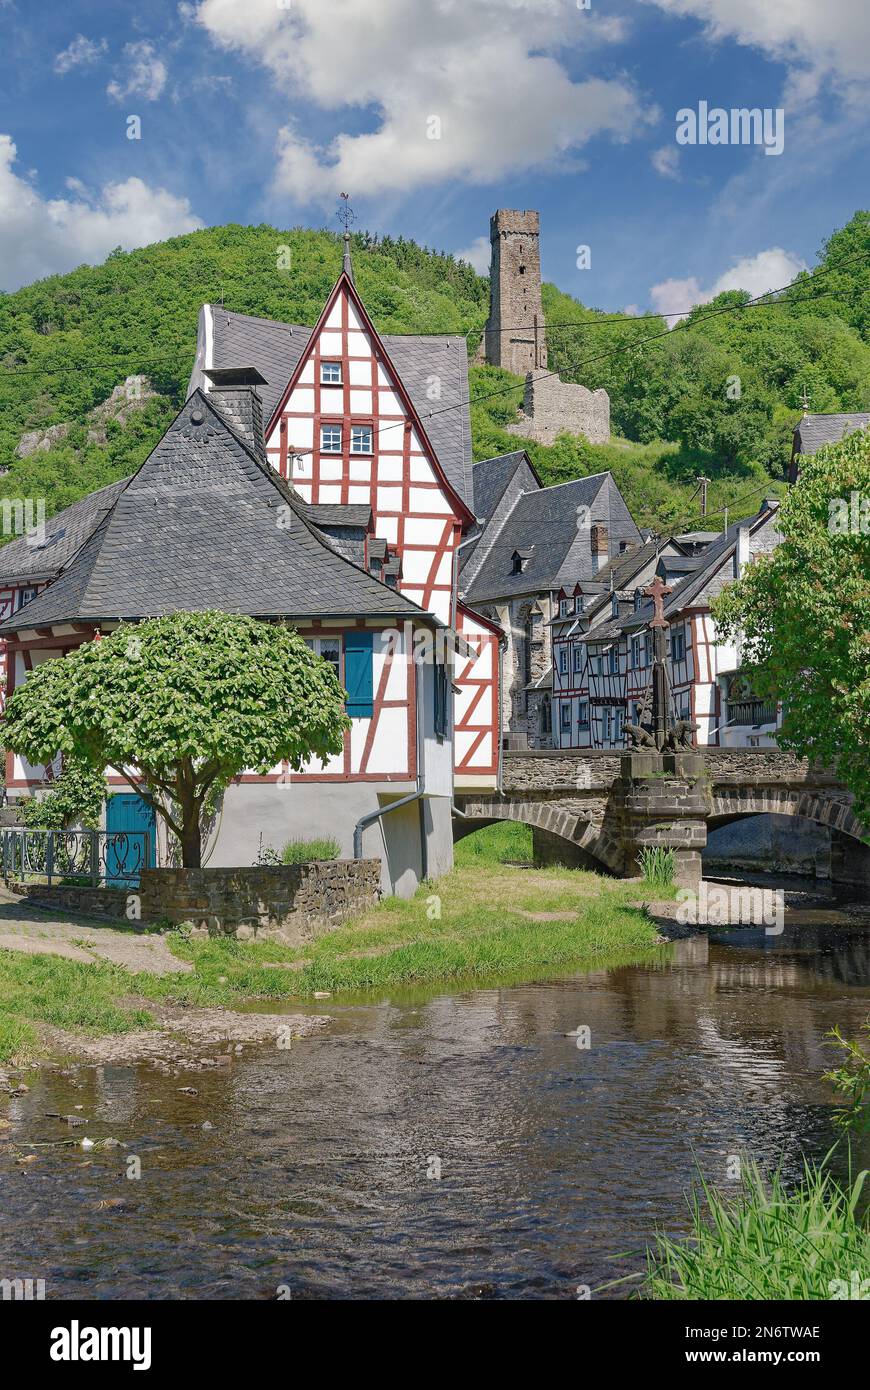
{"left": 512, "top": 548, "right": 533, "bottom": 574}
{"left": 321, "top": 361, "right": 342, "bottom": 386}
{"left": 320, "top": 424, "right": 342, "bottom": 453}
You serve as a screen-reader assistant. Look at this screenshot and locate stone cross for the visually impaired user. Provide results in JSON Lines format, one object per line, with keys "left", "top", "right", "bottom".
{"left": 643, "top": 575, "right": 672, "bottom": 629}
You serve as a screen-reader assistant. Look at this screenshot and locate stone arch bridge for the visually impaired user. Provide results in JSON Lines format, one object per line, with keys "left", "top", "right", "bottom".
{"left": 454, "top": 749, "right": 867, "bottom": 888}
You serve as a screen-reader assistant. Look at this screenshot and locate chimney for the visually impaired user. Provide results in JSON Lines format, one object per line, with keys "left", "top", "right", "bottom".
{"left": 734, "top": 525, "right": 751, "bottom": 576}
{"left": 203, "top": 366, "right": 268, "bottom": 464}
{"left": 590, "top": 522, "right": 609, "bottom": 573}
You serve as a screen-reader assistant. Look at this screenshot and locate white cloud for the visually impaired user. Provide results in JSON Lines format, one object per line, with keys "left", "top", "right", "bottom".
{"left": 54, "top": 35, "right": 108, "bottom": 75}
{"left": 641, "top": 0, "right": 870, "bottom": 90}
{"left": 107, "top": 41, "right": 168, "bottom": 104}
{"left": 454, "top": 235, "right": 491, "bottom": 275}
{"left": 649, "top": 246, "right": 807, "bottom": 322}
{"left": 0, "top": 135, "right": 203, "bottom": 291}
{"left": 193, "top": 0, "right": 654, "bottom": 202}
{"left": 651, "top": 144, "right": 680, "bottom": 179}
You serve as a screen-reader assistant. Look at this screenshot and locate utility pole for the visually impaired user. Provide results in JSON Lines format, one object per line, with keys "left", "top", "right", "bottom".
{"left": 696, "top": 476, "right": 711, "bottom": 517}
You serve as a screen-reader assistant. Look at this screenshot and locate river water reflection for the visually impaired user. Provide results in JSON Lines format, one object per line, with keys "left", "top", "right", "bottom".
{"left": 2, "top": 915, "right": 869, "bottom": 1299}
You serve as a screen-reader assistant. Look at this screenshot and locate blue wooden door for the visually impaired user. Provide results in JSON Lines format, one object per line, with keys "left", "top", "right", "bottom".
{"left": 105, "top": 794, "right": 156, "bottom": 885}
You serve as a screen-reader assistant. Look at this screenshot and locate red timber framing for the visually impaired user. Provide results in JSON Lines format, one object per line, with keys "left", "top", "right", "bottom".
{"left": 454, "top": 603, "right": 500, "bottom": 779}
{"left": 263, "top": 269, "right": 472, "bottom": 627}
{"left": 4, "top": 619, "right": 421, "bottom": 790}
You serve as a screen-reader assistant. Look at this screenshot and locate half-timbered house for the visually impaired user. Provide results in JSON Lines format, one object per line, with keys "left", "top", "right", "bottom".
{"left": 551, "top": 498, "right": 783, "bottom": 749}
{"left": 188, "top": 241, "right": 501, "bottom": 790}
{"left": 0, "top": 383, "right": 466, "bottom": 896}
{"left": 457, "top": 450, "right": 642, "bottom": 749}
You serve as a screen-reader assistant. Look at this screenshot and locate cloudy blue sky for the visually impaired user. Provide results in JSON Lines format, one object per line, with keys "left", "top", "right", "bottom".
{"left": 1, "top": 0, "right": 868, "bottom": 313}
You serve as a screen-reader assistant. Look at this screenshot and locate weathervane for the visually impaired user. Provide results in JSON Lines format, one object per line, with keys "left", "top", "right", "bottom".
{"left": 337, "top": 193, "right": 356, "bottom": 281}
{"left": 337, "top": 193, "right": 355, "bottom": 236}
{"left": 800, "top": 384, "right": 811, "bottom": 415}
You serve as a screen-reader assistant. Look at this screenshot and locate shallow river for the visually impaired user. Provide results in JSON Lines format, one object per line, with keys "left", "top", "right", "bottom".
{"left": 2, "top": 910, "right": 870, "bottom": 1299}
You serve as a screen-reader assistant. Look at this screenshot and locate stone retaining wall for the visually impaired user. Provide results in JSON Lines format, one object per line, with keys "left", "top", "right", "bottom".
{"left": 6, "top": 882, "right": 132, "bottom": 920}
{"left": 138, "top": 860, "right": 381, "bottom": 944}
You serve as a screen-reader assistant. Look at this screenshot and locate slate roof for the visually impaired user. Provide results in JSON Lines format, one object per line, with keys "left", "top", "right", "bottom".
{"left": 605, "top": 502, "right": 781, "bottom": 636}
{"left": 460, "top": 472, "right": 641, "bottom": 604}
{"left": 188, "top": 305, "right": 474, "bottom": 510}
{"left": 303, "top": 503, "right": 372, "bottom": 529}
{"left": 0, "top": 392, "right": 434, "bottom": 635}
{"left": 470, "top": 450, "right": 539, "bottom": 524}
{"left": 793, "top": 412, "right": 870, "bottom": 456}
{"left": 0, "top": 480, "right": 127, "bottom": 585}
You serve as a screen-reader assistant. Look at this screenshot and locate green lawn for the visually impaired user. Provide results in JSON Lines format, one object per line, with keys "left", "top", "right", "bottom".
{"left": 0, "top": 860, "right": 670, "bottom": 1063}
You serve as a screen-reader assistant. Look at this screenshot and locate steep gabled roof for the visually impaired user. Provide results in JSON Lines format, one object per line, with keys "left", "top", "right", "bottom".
{"left": 793, "top": 412, "right": 870, "bottom": 457}
{"left": 470, "top": 450, "right": 542, "bottom": 523}
{"left": 0, "top": 391, "right": 435, "bottom": 635}
{"left": 0, "top": 480, "right": 128, "bottom": 586}
{"left": 188, "top": 300, "right": 474, "bottom": 511}
{"left": 461, "top": 472, "right": 641, "bottom": 603}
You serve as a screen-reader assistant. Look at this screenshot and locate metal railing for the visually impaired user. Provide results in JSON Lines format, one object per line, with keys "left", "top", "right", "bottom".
{"left": 726, "top": 699, "right": 777, "bottom": 728}
{"left": 1, "top": 828, "right": 151, "bottom": 888}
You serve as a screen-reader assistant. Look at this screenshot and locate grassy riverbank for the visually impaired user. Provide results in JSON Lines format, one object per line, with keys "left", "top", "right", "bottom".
{"left": 0, "top": 849, "right": 670, "bottom": 1064}
{"left": 642, "top": 1159, "right": 870, "bottom": 1300}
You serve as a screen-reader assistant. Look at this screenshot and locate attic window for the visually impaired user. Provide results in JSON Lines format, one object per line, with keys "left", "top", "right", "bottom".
{"left": 512, "top": 548, "right": 533, "bottom": 574}
{"left": 321, "top": 361, "right": 342, "bottom": 385}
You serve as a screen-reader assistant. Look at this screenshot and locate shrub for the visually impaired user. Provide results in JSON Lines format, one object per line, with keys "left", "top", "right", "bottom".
{"left": 281, "top": 837, "right": 341, "bottom": 864}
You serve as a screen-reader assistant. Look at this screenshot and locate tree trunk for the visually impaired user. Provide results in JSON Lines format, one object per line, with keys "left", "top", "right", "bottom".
{"left": 179, "top": 798, "right": 202, "bottom": 868}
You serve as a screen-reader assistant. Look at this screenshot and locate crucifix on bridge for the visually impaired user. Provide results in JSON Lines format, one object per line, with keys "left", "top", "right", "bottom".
{"left": 643, "top": 575, "right": 673, "bottom": 750}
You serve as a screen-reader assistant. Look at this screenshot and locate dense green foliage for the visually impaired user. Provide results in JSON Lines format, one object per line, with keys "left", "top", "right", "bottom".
{"left": 3, "top": 611, "right": 349, "bottom": 865}
{"left": 18, "top": 757, "right": 107, "bottom": 830}
{"left": 546, "top": 212, "right": 870, "bottom": 472}
{"left": 0, "top": 214, "right": 867, "bottom": 534}
{"left": 714, "top": 426, "right": 870, "bottom": 824}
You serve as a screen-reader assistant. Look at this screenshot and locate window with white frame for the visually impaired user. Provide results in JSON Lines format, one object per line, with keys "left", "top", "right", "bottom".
{"left": 559, "top": 598, "right": 572, "bottom": 617}
{"left": 577, "top": 701, "right": 589, "bottom": 729}
{"left": 602, "top": 708, "right": 612, "bottom": 741}
{"left": 303, "top": 636, "right": 341, "bottom": 684}
{"left": 572, "top": 646, "right": 583, "bottom": 674}
{"left": 320, "top": 424, "right": 342, "bottom": 453}
{"left": 559, "top": 647, "right": 568, "bottom": 675}
{"left": 613, "top": 707, "right": 624, "bottom": 743}
{"left": 560, "top": 701, "right": 571, "bottom": 732}
{"left": 320, "top": 361, "right": 342, "bottom": 385}
{"left": 608, "top": 646, "right": 619, "bottom": 675}
{"left": 16, "top": 587, "right": 38, "bottom": 610}
{"left": 631, "top": 635, "right": 641, "bottom": 669}
{"left": 350, "top": 425, "right": 373, "bottom": 454}
{"left": 671, "top": 625, "right": 686, "bottom": 662}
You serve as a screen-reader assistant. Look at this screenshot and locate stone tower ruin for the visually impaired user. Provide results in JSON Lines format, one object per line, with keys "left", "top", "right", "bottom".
{"left": 484, "top": 210, "right": 547, "bottom": 376}
{"left": 481, "top": 208, "right": 610, "bottom": 445}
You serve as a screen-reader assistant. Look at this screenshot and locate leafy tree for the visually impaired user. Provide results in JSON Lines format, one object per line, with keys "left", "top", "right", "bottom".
{"left": 713, "top": 427, "right": 870, "bottom": 824}
{"left": 3, "top": 611, "right": 350, "bottom": 867}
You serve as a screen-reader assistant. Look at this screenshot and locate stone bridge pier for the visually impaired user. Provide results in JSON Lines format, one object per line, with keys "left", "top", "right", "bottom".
{"left": 454, "top": 748, "right": 866, "bottom": 889}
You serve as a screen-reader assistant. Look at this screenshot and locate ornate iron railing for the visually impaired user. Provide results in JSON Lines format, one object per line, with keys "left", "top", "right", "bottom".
{"left": 1, "top": 828, "right": 150, "bottom": 888}
{"left": 726, "top": 699, "right": 777, "bottom": 727}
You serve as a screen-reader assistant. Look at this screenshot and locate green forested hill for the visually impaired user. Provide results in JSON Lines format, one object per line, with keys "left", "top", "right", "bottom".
{"left": 0, "top": 214, "right": 868, "bottom": 533}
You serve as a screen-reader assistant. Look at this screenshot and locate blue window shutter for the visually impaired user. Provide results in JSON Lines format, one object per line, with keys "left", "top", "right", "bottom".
{"left": 344, "top": 630, "right": 373, "bottom": 718}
